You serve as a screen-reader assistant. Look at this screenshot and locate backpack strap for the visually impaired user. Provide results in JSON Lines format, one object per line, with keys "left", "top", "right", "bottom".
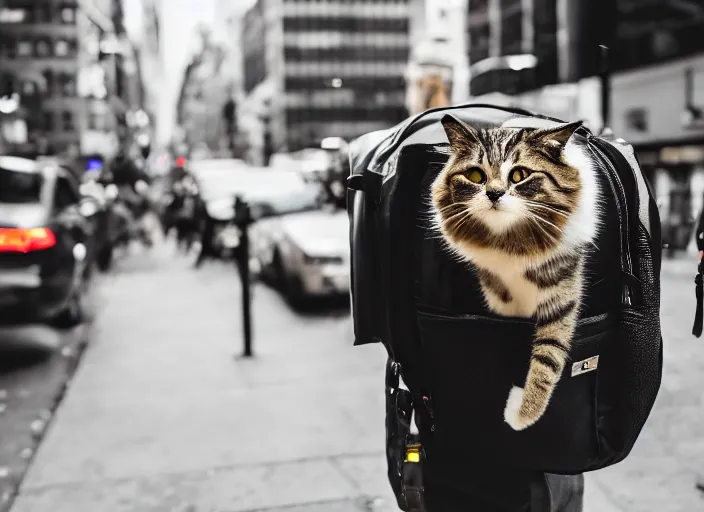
{"left": 385, "top": 358, "right": 428, "bottom": 512}
{"left": 402, "top": 439, "right": 426, "bottom": 511}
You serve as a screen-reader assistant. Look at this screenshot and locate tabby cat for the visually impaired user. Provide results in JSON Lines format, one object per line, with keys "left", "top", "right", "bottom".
{"left": 430, "top": 114, "right": 600, "bottom": 431}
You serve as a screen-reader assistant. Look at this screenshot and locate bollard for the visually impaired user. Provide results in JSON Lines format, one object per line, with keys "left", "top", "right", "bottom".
{"left": 234, "top": 195, "right": 253, "bottom": 357}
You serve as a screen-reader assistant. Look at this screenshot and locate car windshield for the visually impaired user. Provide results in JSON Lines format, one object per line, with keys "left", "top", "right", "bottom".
{"left": 0, "top": 166, "right": 43, "bottom": 203}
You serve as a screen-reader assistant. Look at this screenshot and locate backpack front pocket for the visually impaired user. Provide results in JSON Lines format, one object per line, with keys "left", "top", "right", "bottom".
{"left": 417, "top": 310, "right": 612, "bottom": 474}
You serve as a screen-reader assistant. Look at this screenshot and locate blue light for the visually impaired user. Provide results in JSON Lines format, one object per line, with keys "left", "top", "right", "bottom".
{"left": 87, "top": 159, "right": 103, "bottom": 171}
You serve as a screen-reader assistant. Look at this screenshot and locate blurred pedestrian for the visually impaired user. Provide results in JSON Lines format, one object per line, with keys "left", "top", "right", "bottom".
{"left": 194, "top": 206, "right": 216, "bottom": 268}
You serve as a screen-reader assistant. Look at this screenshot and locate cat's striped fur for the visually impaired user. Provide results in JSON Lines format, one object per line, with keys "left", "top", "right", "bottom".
{"left": 431, "top": 114, "right": 600, "bottom": 431}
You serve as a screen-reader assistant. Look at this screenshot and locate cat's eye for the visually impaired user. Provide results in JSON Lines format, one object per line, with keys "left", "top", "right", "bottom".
{"left": 463, "top": 168, "right": 485, "bottom": 184}
{"left": 509, "top": 167, "right": 531, "bottom": 184}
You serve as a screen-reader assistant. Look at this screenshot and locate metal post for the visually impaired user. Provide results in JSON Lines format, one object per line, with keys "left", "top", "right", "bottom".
{"left": 234, "top": 195, "right": 253, "bottom": 357}
{"left": 599, "top": 44, "right": 611, "bottom": 133}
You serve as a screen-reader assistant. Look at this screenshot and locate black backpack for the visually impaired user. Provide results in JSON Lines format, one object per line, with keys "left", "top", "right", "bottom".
{"left": 346, "top": 104, "right": 663, "bottom": 510}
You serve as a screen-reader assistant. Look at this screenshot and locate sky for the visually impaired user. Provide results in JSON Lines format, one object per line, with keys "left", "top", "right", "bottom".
{"left": 124, "top": 0, "right": 223, "bottom": 144}
{"left": 158, "top": 0, "right": 217, "bottom": 144}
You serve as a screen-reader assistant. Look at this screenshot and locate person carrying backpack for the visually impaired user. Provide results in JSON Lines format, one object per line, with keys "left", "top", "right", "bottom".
{"left": 346, "top": 104, "right": 663, "bottom": 511}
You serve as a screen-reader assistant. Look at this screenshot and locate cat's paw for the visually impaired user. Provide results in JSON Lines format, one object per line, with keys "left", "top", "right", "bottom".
{"left": 503, "top": 386, "right": 535, "bottom": 431}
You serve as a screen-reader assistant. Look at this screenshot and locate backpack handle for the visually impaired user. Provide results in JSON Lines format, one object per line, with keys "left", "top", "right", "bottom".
{"left": 367, "top": 103, "right": 563, "bottom": 173}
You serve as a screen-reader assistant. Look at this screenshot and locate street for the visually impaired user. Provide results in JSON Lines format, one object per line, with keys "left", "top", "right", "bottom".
{"left": 0, "top": 239, "right": 702, "bottom": 512}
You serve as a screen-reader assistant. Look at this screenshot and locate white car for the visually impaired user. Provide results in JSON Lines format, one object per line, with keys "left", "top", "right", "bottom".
{"left": 251, "top": 197, "right": 350, "bottom": 304}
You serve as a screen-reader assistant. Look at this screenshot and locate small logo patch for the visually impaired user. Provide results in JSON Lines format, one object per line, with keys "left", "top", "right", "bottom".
{"left": 571, "top": 356, "right": 599, "bottom": 377}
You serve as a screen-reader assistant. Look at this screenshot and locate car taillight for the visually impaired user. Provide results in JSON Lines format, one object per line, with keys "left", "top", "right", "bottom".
{"left": 0, "top": 228, "right": 57, "bottom": 253}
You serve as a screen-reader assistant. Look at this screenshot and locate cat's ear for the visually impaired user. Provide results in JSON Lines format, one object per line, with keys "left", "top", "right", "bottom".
{"left": 530, "top": 121, "right": 583, "bottom": 148}
{"left": 441, "top": 114, "right": 480, "bottom": 149}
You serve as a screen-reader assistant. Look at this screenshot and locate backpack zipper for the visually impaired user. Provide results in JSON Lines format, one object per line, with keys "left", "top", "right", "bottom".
{"left": 587, "top": 137, "right": 636, "bottom": 306}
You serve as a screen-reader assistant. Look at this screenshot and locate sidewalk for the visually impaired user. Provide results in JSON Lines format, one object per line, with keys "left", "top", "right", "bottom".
{"left": 10, "top": 243, "right": 393, "bottom": 512}
{"left": 8, "top": 243, "right": 703, "bottom": 511}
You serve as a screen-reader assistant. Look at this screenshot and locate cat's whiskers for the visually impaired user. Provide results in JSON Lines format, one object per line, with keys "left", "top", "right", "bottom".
{"left": 523, "top": 201, "right": 569, "bottom": 219}
{"left": 528, "top": 213, "right": 563, "bottom": 235}
{"left": 526, "top": 216, "right": 558, "bottom": 244}
{"left": 524, "top": 201, "right": 599, "bottom": 251}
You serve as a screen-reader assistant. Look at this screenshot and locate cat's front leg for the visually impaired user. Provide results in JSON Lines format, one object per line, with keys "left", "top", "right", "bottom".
{"left": 504, "top": 261, "right": 583, "bottom": 431}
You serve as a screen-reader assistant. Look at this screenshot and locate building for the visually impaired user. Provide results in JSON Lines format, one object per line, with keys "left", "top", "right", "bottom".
{"left": 240, "top": 0, "right": 412, "bottom": 165}
{"left": 122, "top": 0, "right": 162, "bottom": 147}
{"left": 465, "top": 0, "right": 704, "bottom": 251}
{"left": 606, "top": 0, "right": 704, "bottom": 252}
{"left": 0, "top": 0, "right": 138, "bottom": 164}
{"left": 406, "top": 0, "right": 468, "bottom": 115}
{"left": 210, "top": 0, "right": 248, "bottom": 158}
{"left": 175, "top": 25, "right": 231, "bottom": 156}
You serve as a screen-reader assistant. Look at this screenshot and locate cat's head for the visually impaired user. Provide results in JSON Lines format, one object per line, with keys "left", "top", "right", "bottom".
{"left": 431, "top": 114, "right": 585, "bottom": 256}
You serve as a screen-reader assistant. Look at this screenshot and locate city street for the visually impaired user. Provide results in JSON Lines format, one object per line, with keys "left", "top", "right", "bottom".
{"left": 0, "top": 239, "right": 702, "bottom": 512}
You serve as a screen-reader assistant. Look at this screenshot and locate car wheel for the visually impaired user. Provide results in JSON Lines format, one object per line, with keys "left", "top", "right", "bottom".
{"left": 271, "top": 250, "right": 286, "bottom": 288}
{"left": 283, "top": 273, "right": 307, "bottom": 308}
{"left": 96, "top": 244, "right": 114, "bottom": 272}
{"left": 52, "top": 288, "right": 85, "bottom": 329}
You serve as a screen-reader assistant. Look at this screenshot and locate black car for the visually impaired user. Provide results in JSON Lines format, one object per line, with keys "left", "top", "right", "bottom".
{"left": 0, "top": 156, "right": 99, "bottom": 327}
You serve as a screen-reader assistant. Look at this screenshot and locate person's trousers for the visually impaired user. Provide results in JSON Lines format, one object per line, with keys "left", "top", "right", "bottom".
{"left": 424, "top": 473, "right": 584, "bottom": 512}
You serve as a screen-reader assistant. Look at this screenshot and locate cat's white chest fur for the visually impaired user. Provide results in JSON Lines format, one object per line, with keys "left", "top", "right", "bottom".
{"left": 464, "top": 247, "right": 542, "bottom": 317}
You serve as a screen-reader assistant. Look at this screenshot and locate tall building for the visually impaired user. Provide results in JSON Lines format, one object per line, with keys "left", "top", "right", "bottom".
{"left": 123, "top": 0, "right": 162, "bottom": 146}
{"left": 0, "top": 0, "right": 136, "bottom": 162}
{"left": 467, "top": 0, "right": 570, "bottom": 98}
{"left": 240, "top": 0, "right": 412, "bottom": 164}
{"left": 175, "top": 25, "right": 230, "bottom": 156}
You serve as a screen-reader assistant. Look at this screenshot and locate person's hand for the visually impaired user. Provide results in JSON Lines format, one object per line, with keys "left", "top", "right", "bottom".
{"left": 699, "top": 251, "right": 703, "bottom": 264}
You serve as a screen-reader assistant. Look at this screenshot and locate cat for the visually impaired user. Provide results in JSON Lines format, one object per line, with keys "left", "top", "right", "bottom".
{"left": 430, "top": 114, "right": 600, "bottom": 431}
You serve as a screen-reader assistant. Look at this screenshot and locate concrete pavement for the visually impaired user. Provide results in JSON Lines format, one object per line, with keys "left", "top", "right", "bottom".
{"left": 8, "top": 241, "right": 704, "bottom": 511}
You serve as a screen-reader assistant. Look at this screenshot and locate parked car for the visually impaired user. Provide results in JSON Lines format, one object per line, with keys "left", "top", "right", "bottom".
{"left": 250, "top": 187, "right": 350, "bottom": 304}
{"left": 0, "top": 156, "right": 100, "bottom": 328}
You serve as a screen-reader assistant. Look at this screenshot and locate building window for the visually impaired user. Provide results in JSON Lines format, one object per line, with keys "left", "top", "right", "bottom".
{"left": 59, "top": 7, "right": 75, "bottom": 24}
{"left": 21, "top": 81, "right": 37, "bottom": 96}
{"left": 42, "top": 111, "right": 54, "bottom": 132}
{"left": 0, "top": 74, "right": 14, "bottom": 96}
{"left": 61, "top": 111, "right": 74, "bottom": 131}
{"left": 2, "top": 36, "right": 17, "bottom": 58}
{"left": 42, "top": 70, "right": 54, "bottom": 96}
{"left": 58, "top": 73, "right": 76, "bottom": 96}
{"left": 35, "top": 39, "right": 51, "bottom": 57}
{"left": 0, "top": 7, "right": 31, "bottom": 23}
{"left": 54, "top": 40, "right": 70, "bottom": 57}
{"left": 35, "top": 4, "right": 52, "bottom": 23}
{"left": 17, "top": 39, "right": 33, "bottom": 57}
{"left": 88, "top": 111, "right": 107, "bottom": 131}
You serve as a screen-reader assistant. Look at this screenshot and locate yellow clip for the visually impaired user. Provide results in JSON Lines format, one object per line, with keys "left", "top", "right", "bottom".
{"left": 405, "top": 444, "right": 421, "bottom": 463}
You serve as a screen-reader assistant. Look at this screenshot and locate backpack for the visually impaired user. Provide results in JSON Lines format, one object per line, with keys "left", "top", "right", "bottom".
{"left": 346, "top": 104, "right": 663, "bottom": 510}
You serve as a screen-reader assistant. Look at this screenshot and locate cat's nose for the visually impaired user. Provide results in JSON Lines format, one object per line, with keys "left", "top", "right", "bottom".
{"left": 486, "top": 189, "right": 505, "bottom": 203}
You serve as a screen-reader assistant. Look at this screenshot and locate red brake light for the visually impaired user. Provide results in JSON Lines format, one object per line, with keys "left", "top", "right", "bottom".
{"left": 0, "top": 228, "right": 57, "bottom": 253}
{"left": 176, "top": 157, "right": 186, "bottom": 167}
